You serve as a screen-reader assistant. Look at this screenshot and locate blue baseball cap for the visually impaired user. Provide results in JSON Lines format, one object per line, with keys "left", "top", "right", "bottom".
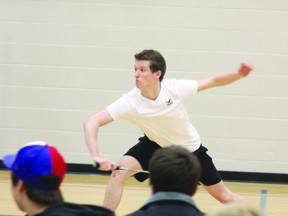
{"left": 2, "top": 141, "right": 66, "bottom": 190}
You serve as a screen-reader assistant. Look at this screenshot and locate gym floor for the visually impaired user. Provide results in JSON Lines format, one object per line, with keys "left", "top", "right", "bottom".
{"left": 1, "top": 171, "right": 287, "bottom": 216}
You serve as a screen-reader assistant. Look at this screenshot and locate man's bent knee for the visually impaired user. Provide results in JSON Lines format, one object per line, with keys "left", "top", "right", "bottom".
{"left": 109, "top": 169, "right": 133, "bottom": 185}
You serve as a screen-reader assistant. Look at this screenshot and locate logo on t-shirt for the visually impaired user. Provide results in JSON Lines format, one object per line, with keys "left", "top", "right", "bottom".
{"left": 166, "top": 98, "right": 173, "bottom": 106}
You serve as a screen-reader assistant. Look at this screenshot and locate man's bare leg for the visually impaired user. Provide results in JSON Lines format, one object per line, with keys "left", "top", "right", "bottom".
{"left": 103, "top": 156, "right": 142, "bottom": 210}
{"left": 203, "top": 180, "right": 244, "bottom": 203}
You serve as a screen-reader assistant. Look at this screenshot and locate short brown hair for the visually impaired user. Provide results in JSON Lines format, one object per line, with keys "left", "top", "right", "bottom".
{"left": 134, "top": 49, "right": 166, "bottom": 81}
{"left": 12, "top": 173, "right": 64, "bottom": 205}
{"left": 149, "top": 145, "right": 201, "bottom": 196}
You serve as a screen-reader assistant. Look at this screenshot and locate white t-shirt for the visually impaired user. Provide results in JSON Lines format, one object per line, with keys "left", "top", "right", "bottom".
{"left": 106, "top": 78, "right": 201, "bottom": 152}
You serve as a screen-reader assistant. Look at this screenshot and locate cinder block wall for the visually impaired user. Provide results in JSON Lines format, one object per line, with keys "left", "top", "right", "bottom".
{"left": 1, "top": 1, "right": 287, "bottom": 174}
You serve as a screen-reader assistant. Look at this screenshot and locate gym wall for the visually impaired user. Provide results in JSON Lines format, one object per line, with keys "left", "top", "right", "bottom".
{"left": 0, "top": 0, "right": 287, "bottom": 176}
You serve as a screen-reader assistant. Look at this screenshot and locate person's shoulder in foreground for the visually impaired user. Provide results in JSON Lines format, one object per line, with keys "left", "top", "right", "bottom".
{"left": 126, "top": 145, "right": 204, "bottom": 216}
{"left": 35, "top": 202, "right": 115, "bottom": 216}
{"left": 2, "top": 141, "right": 115, "bottom": 216}
{"left": 206, "top": 203, "right": 263, "bottom": 216}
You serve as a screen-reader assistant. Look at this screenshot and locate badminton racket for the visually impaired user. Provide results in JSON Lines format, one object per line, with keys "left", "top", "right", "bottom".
{"left": 93, "top": 162, "right": 149, "bottom": 174}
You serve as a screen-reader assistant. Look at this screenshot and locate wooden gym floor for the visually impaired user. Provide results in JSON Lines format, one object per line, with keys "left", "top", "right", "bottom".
{"left": 1, "top": 171, "right": 287, "bottom": 216}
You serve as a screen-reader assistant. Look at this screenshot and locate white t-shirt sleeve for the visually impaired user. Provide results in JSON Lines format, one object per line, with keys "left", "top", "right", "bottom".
{"left": 166, "top": 79, "right": 198, "bottom": 99}
{"left": 106, "top": 94, "right": 132, "bottom": 120}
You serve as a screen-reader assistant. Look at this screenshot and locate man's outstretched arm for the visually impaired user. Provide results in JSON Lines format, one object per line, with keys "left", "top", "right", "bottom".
{"left": 197, "top": 62, "right": 253, "bottom": 92}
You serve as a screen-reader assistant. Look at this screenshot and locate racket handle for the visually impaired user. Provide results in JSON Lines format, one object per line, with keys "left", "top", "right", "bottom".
{"left": 93, "top": 162, "right": 118, "bottom": 170}
{"left": 92, "top": 162, "right": 100, "bottom": 169}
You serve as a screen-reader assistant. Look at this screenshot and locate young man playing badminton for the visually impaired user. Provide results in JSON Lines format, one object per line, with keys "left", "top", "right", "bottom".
{"left": 83, "top": 49, "right": 253, "bottom": 210}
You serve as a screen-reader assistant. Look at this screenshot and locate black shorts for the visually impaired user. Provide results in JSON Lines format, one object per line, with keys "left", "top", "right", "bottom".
{"left": 124, "top": 135, "right": 222, "bottom": 185}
